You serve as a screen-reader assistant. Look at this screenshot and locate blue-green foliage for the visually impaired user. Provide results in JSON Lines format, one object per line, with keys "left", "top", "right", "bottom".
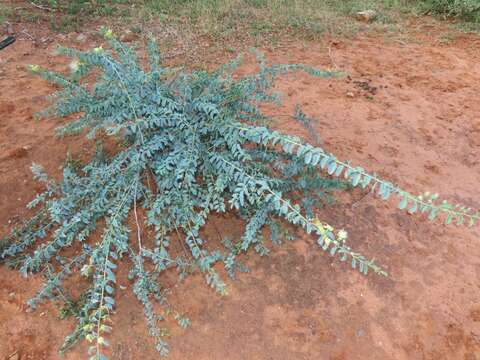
{"left": 1, "top": 29, "right": 478, "bottom": 359}
{"left": 293, "top": 104, "right": 321, "bottom": 145}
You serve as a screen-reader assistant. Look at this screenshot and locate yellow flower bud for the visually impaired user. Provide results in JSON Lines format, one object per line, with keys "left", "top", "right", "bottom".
{"left": 324, "top": 236, "right": 331, "bottom": 247}
{"left": 29, "top": 64, "right": 41, "bottom": 73}
{"left": 104, "top": 29, "right": 113, "bottom": 39}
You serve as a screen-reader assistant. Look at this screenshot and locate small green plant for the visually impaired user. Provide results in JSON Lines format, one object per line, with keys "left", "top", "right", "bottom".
{"left": 419, "top": 0, "right": 480, "bottom": 22}
{"left": 1, "top": 30, "right": 479, "bottom": 359}
{"left": 0, "top": 4, "right": 14, "bottom": 25}
{"left": 9, "top": 0, "right": 134, "bottom": 32}
{"left": 30, "top": 0, "right": 130, "bottom": 15}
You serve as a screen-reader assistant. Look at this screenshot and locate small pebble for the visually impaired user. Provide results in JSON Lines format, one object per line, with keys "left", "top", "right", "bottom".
{"left": 76, "top": 34, "right": 87, "bottom": 42}
{"left": 355, "top": 10, "right": 377, "bottom": 23}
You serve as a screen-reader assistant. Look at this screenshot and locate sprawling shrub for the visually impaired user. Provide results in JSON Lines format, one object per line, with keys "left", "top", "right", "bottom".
{"left": 420, "top": 0, "right": 480, "bottom": 21}
{"left": 1, "top": 30, "right": 478, "bottom": 359}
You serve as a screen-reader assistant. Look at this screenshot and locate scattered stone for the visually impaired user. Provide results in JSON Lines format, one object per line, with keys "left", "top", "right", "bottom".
{"left": 355, "top": 10, "right": 377, "bottom": 23}
{"left": 76, "top": 33, "right": 87, "bottom": 42}
{"left": 346, "top": 91, "right": 355, "bottom": 98}
{"left": 471, "top": 307, "right": 480, "bottom": 322}
{"left": 424, "top": 163, "right": 440, "bottom": 174}
{"left": 353, "top": 79, "right": 377, "bottom": 95}
{"left": 472, "top": 120, "right": 480, "bottom": 132}
{"left": 120, "top": 30, "right": 139, "bottom": 43}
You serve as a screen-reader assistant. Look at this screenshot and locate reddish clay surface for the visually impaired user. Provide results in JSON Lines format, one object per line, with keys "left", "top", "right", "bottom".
{"left": 1, "top": 21, "right": 480, "bottom": 360}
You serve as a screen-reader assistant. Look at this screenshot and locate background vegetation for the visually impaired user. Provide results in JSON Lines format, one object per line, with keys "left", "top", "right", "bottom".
{"left": 1, "top": 0, "right": 478, "bottom": 34}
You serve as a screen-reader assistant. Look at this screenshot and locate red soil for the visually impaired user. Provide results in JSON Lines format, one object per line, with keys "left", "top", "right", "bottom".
{"left": 1, "top": 22, "right": 480, "bottom": 360}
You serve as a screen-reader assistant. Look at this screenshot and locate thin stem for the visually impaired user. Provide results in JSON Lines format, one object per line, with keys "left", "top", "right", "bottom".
{"left": 133, "top": 179, "right": 143, "bottom": 254}
{"left": 233, "top": 124, "right": 479, "bottom": 222}
{"left": 95, "top": 179, "right": 136, "bottom": 357}
{"left": 218, "top": 155, "right": 386, "bottom": 275}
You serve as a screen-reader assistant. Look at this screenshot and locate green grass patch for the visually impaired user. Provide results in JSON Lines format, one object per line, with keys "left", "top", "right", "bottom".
{"left": 1, "top": 0, "right": 134, "bottom": 32}
{"left": 418, "top": 0, "right": 480, "bottom": 23}
{"left": 1, "top": 0, "right": 479, "bottom": 36}
{"left": 0, "top": 4, "right": 14, "bottom": 26}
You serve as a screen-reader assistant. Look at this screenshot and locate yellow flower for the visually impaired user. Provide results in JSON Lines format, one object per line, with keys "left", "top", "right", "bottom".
{"left": 82, "top": 324, "right": 94, "bottom": 332}
{"left": 29, "top": 64, "right": 41, "bottom": 73}
{"left": 104, "top": 28, "right": 114, "bottom": 39}
{"left": 324, "top": 224, "right": 333, "bottom": 232}
{"left": 312, "top": 218, "right": 323, "bottom": 230}
{"left": 312, "top": 218, "right": 334, "bottom": 233}
{"left": 323, "top": 235, "right": 331, "bottom": 247}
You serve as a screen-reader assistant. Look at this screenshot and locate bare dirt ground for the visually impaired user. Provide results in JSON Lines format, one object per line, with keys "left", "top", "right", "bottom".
{"left": 1, "top": 20, "right": 480, "bottom": 360}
